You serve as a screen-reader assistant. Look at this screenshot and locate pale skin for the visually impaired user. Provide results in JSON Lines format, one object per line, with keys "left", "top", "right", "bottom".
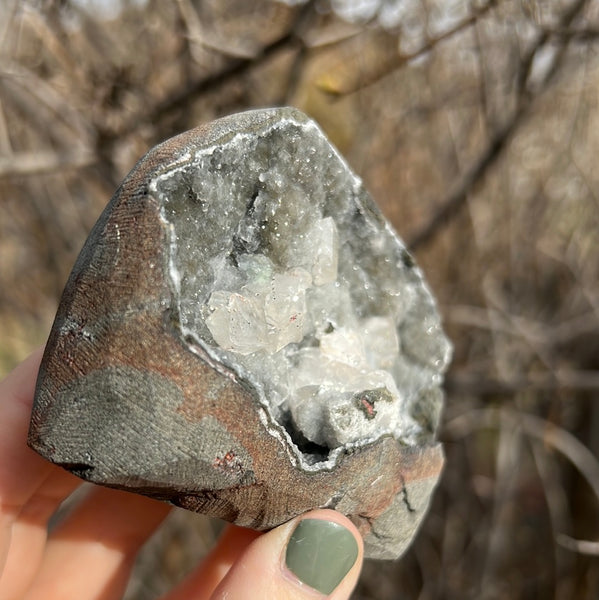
{"left": 0, "top": 350, "right": 364, "bottom": 600}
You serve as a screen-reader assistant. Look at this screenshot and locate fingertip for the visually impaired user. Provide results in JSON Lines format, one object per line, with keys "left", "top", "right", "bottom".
{"left": 293, "top": 508, "right": 364, "bottom": 555}
{"left": 283, "top": 510, "right": 363, "bottom": 597}
{"left": 210, "top": 510, "right": 363, "bottom": 599}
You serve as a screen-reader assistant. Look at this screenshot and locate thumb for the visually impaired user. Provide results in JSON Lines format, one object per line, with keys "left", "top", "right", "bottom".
{"left": 210, "top": 509, "right": 363, "bottom": 599}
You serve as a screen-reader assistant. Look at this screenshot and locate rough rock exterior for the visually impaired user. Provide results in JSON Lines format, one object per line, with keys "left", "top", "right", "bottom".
{"left": 28, "top": 108, "right": 451, "bottom": 559}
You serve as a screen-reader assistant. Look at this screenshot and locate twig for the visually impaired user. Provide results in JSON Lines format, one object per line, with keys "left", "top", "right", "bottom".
{"left": 448, "top": 305, "right": 599, "bottom": 346}
{"left": 104, "top": 5, "right": 312, "bottom": 141}
{"left": 321, "top": 0, "right": 498, "bottom": 97}
{"left": 545, "top": 27, "right": 599, "bottom": 41}
{"left": 0, "top": 98, "right": 11, "bottom": 154}
{"left": 480, "top": 411, "right": 522, "bottom": 589}
{"left": 444, "top": 408, "right": 599, "bottom": 508}
{"left": 21, "top": 5, "right": 84, "bottom": 87}
{"left": 530, "top": 443, "right": 576, "bottom": 595}
{"left": 148, "top": 34, "right": 295, "bottom": 120}
{"left": 556, "top": 533, "right": 599, "bottom": 555}
{"left": 0, "top": 0, "right": 18, "bottom": 53}
{"left": 408, "top": 116, "right": 522, "bottom": 249}
{"left": 0, "top": 149, "right": 96, "bottom": 178}
{"left": 176, "top": 0, "right": 260, "bottom": 60}
{"left": 445, "top": 369, "right": 599, "bottom": 395}
{"left": 0, "top": 63, "right": 94, "bottom": 144}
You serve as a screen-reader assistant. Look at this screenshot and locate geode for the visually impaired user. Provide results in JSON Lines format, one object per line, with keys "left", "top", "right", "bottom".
{"left": 28, "top": 107, "right": 451, "bottom": 559}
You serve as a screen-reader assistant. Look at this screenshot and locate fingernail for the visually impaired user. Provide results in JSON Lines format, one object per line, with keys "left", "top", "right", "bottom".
{"left": 285, "top": 518, "right": 359, "bottom": 595}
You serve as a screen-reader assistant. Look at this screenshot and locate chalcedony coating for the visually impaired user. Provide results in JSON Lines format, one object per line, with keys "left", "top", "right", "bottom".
{"left": 29, "top": 108, "right": 451, "bottom": 559}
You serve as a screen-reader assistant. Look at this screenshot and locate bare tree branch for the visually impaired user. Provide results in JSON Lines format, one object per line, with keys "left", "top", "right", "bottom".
{"left": 446, "top": 369, "right": 599, "bottom": 395}
{"left": 319, "top": 0, "right": 499, "bottom": 96}
{"left": 444, "top": 408, "right": 599, "bottom": 510}
{"left": 408, "top": 0, "right": 589, "bottom": 250}
{"left": 557, "top": 534, "right": 599, "bottom": 555}
{"left": 0, "top": 149, "right": 95, "bottom": 178}
{"left": 101, "top": 4, "right": 313, "bottom": 141}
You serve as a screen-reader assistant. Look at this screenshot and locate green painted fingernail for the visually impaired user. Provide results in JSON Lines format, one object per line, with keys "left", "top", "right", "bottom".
{"left": 285, "top": 519, "right": 359, "bottom": 595}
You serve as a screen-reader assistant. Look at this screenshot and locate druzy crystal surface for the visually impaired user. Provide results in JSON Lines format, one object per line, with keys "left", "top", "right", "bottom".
{"left": 151, "top": 111, "right": 451, "bottom": 466}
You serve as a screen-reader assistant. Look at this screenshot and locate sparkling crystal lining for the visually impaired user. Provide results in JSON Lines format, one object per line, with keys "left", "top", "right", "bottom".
{"left": 150, "top": 114, "right": 451, "bottom": 465}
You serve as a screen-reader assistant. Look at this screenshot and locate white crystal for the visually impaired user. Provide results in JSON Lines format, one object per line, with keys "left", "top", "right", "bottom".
{"left": 361, "top": 316, "right": 399, "bottom": 370}
{"left": 263, "top": 271, "right": 308, "bottom": 351}
{"left": 205, "top": 291, "right": 267, "bottom": 354}
{"left": 289, "top": 348, "right": 359, "bottom": 390}
{"left": 205, "top": 256, "right": 311, "bottom": 354}
{"left": 238, "top": 254, "right": 273, "bottom": 290}
{"left": 305, "top": 217, "right": 339, "bottom": 285}
{"left": 290, "top": 379, "right": 402, "bottom": 448}
{"left": 319, "top": 327, "right": 367, "bottom": 369}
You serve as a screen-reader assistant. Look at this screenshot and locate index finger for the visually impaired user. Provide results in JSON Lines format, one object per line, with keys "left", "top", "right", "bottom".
{"left": 0, "top": 350, "right": 77, "bottom": 569}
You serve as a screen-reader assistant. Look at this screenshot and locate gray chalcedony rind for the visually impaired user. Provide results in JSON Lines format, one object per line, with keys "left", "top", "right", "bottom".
{"left": 28, "top": 107, "right": 451, "bottom": 559}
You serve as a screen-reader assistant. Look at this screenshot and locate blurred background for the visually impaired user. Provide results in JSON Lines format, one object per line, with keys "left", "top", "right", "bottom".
{"left": 1, "top": 0, "right": 599, "bottom": 597}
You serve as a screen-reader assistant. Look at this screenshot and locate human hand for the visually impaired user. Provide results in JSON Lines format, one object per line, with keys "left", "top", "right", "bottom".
{"left": 0, "top": 350, "right": 363, "bottom": 600}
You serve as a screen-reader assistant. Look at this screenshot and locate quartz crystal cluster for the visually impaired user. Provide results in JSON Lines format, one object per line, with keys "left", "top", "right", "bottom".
{"left": 153, "top": 111, "right": 451, "bottom": 465}
{"left": 202, "top": 221, "right": 403, "bottom": 450}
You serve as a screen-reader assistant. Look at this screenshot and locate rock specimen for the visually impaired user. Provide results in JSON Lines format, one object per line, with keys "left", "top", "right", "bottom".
{"left": 28, "top": 107, "right": 451, "bottom": 559}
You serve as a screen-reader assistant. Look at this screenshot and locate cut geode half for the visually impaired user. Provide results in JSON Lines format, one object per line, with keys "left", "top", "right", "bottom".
{"left": 28, "top": 107, "right": 451, "bottom": 559}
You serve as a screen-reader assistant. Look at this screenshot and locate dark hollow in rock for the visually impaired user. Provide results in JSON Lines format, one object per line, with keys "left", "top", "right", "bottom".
{"left": 28, "top": 107, "right": 451, "bottom": 559}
